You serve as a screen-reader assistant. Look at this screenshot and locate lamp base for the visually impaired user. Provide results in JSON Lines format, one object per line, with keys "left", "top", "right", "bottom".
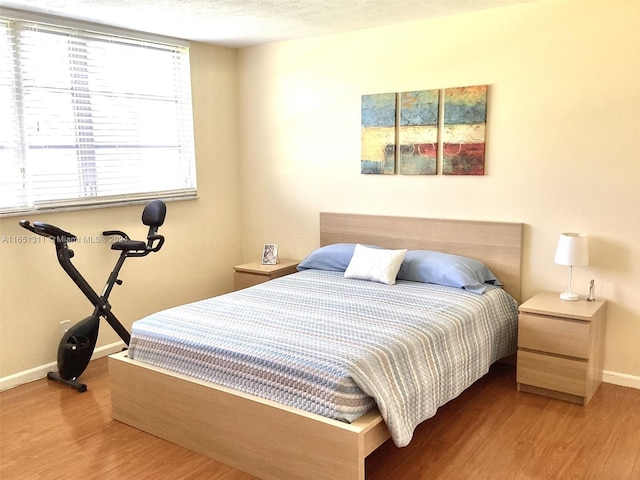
{"left": 560, "top": 291, "right": 579, "bottom": 301}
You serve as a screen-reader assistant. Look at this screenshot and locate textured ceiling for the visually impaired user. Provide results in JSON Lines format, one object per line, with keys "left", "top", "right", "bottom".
{"left": 1, "top": 0, "right": 536, "bottom": 47}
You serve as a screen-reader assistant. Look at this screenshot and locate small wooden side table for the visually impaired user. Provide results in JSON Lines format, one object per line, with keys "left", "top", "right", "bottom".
{"left": 233, "top": 259, "right": 299, "bottom": 291}
{"left": 516, "top": 290, "right": 607, "bottom": 406}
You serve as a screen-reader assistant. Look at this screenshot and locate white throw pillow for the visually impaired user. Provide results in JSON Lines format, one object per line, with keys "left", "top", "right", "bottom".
{"left": 344, "top": 244, "right": 407, "bottom": 285}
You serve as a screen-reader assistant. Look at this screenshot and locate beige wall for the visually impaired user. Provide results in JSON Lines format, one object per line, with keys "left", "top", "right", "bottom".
{"left": 0, "top": 43, "right": 242, "bottom": 378}
{"left": 237, "top": 1, "right": 640, "bottom": 379}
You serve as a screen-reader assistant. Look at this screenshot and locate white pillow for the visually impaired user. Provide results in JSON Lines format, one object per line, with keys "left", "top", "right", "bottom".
{"left": 344, "top": 244, "right": 407, "bottom": 285}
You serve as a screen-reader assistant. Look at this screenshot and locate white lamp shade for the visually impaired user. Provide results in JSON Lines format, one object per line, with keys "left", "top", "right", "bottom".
{"left": 554, "top": 233, "right": 589, "bottom": 266}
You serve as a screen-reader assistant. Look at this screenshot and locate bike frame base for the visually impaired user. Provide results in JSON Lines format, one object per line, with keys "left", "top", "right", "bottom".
{"left": 47, "top": 371, "right": 88, "bottom": 393}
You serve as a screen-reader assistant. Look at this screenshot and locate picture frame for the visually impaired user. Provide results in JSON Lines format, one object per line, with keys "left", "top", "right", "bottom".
{"left": 261, "top": 243, "right": 278, "bottom": 265}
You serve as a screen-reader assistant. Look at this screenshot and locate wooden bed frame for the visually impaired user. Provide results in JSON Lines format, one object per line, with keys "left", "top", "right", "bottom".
{"left": 109, "top": 213, "right": 523, "bottom": 480}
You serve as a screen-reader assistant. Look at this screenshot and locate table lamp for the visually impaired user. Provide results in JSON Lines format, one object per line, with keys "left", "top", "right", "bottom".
{"left": 554, "top": 233, "right": 589, "bottom": 301}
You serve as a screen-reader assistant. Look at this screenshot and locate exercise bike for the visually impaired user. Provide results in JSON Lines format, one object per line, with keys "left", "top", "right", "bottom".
{"left": 19, "top": 200, "right": 167, "bottom": 392}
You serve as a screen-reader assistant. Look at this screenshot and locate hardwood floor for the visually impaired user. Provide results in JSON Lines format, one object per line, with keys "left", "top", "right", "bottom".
{"left": 1, "top": 358, "right": 638, "bottom": 479}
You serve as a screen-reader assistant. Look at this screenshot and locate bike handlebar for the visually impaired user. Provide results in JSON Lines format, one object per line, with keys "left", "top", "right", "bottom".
{"left": 102, "top": 230, "right": 130, "bottom": 241}
{"left": 20, "top": 220, "right": 77, "bottom": 243}
{"left": 147, "top": 234, "right": 165, "bottom": 252}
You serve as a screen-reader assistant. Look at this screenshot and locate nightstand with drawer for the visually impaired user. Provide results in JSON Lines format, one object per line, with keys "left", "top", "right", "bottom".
{"left": 233, "top": 259, "right": 299, "bottom": 291}
{"left": 516, "top": 291, "right": 607, "bottom": 406}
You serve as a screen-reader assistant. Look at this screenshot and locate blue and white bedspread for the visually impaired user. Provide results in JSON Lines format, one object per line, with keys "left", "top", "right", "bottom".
{"left": 128, "top": 269, "right": 518, "bottom": 447}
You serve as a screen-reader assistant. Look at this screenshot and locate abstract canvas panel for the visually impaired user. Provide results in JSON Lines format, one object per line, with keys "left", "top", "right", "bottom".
{"left": 398, "top": 90, "right": 439, "bottom": 175}
{"left": 361, "top": 92, "right": 397, "bottom": 174}
{"left": 362, "top": 85, "right": 488, "bottom": 176}
{"left": 442, "top": 85, "right": 487, "bottom": 175}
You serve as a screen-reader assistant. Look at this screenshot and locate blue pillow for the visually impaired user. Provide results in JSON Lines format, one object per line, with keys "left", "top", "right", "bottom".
{"left": 297, "top": 243, "right": 358, "bottom": 272}
{"left": 397, "top": 250, "right": 501, "bottom": 294}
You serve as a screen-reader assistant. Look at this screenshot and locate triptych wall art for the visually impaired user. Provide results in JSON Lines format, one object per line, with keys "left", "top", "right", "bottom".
{"left": 361, "top": 85, "right": 488, "bottom": 175}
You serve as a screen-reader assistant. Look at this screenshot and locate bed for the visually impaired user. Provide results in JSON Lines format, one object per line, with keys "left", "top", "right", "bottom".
{"left": 109, "top": 213, "right": 523, "bottom": 480}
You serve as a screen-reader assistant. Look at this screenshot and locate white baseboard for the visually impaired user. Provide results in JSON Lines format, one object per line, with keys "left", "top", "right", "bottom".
{"left": 0, "top": 341, "right": 125, "bottom": 392}
{"left": 603, "top": 370, "right": 640, "bottom": 390}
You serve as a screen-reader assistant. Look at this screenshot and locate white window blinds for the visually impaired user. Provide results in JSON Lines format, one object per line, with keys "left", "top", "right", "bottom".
{"left": 0, "top": 13, "right": 196, "bottom": 215}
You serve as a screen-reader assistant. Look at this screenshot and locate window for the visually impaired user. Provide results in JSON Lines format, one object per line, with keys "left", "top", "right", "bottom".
{"left": 0, "top": 11, "right": 196, "bottom": 215}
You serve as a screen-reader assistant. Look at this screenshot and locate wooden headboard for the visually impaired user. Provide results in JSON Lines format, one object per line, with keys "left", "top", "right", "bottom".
{"left": 320, "top": 212, "right": 523, "bottom": 303}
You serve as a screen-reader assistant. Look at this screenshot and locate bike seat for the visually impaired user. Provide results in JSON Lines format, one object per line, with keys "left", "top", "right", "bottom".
{"left": 105, "top": 200, "right": 166, "bottom": 256}
{"left": 111, "top": 240, "right": 147, "bottom": 252}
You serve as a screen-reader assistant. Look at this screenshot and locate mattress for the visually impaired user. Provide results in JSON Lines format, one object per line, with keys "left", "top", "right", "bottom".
{"left": 128, "top": 269, "right": 518, "bottom": 447}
